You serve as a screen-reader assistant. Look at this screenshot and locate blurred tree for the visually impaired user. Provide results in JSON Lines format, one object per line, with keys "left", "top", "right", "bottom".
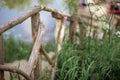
{"left": 38, "top": 0, "right": 54, "bottom": 6}
{"left": 63, "top": 0, "right": 79, "bottom": 15}
{"left": 63, "top": 0, "right": 108, "bottom": 15}
{"left": 2, "top": 0, "right": 32, "bottom": 10}
{"left": 1, "top": 0, "right": 55, "bottom": 10}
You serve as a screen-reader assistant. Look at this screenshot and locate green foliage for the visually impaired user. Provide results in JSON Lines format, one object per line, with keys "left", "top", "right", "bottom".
{"left": 3, "top": 36, "right": 32, "bottom": 62}
{"left": 56, "top": 35, "right": 120, "bottom": 80}
{"left": 2, "top": 0, "right": 32, "bottom": 10}
{"left": 38, "top": 0, "right": 54, "bottom": 6}
{"left": 63, "top": 0, "right": 79, "bottom": 15}
{"left": 1, "top": 0, "right": 54, "bottom": 10}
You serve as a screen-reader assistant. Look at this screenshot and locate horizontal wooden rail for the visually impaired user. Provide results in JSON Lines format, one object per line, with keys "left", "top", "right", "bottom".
{"left": 0, "top": 5, "right": 70, "bottom": 34}
{"left": 0, "top": 65, "right": 32, "bottom": 80}
{"left": 0, "top": 5, "right": 102, "bottom": 35}
{"left": 0, "top": 6, "right": 41, "bottom": 34}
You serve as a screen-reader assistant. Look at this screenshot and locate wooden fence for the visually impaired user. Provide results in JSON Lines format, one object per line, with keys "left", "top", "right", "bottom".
{"left": 0, "top": 5, "right": 119, "bottom": 80}
{"left": 0, "top": 5, "right": 82, "bottom": 80}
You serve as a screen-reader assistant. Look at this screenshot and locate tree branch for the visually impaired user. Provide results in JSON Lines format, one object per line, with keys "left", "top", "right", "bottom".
{"left": 40, "top": 46, "right": 55, "bottom": 67}
{"left": 0, "top": 65, "right": 32, "bottom": 80}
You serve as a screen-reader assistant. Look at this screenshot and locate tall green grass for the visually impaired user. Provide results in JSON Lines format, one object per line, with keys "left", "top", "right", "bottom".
{"left": 56, "top": 35, "right": 120, "bottom": 80}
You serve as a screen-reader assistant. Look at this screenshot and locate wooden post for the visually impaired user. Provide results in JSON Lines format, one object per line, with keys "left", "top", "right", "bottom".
{"left": 69, "top": 14, "right": 80, "bottom": 43}
{"left": 69, "top": 14, "right": 85, "bottom": 48}
{"left": 0, "top": 65, "right": 31, "bottom": 80}
{"left": 0, "top": 35, "right": 4, "bottom": 80}
{"left": 31, "top": 13, "right": 42, "bottom": 79}
{"left": 57, "top": 16, "right": 67, "bottom": 51}
{"left": 24, "top": 21, "right": 45, "bottom": 79}
{"left": 51, "top": 16, "right": 67, "bottom": 80}
{"left": 69, "top": 21, "right": 76, "bottom": 43}
{"left": 54, "top": 19, "right": 62, "bottom": 41}
{"left": 31, "top": 13, "right": 40, "bottom": 41}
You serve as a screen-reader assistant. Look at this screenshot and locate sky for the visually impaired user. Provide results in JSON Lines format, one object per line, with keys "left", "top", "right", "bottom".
{"left": 0, "top": 0, "right": 69, "bottom": 42}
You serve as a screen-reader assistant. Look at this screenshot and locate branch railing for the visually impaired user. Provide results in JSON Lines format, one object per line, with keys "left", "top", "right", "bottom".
{"left": 0, "top": 5, "right": 72, "bottom": 80}
{"left": 0, "top": 5, "right": 119, "bottom": 80}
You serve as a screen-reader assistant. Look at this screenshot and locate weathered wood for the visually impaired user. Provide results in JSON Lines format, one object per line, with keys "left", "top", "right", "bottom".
{"left": 40, "top": 46, "right": 55, "bottom": 67}
{"left": 31, "top": 13, "right": 40, "bottom": 42}
{"left": 0, "top": 5, "right": 102, "bottom": 35}
{"left": 0, "top": 35, "right": 4, "bottom": 80}
{"left": 31, "top": 13, "right": 42, "bottom": 80}
{"left": 0, "top": 5, "right": 68, "bottom": 34}
{"left": 51, "top": 16, "right": 67, "bottom": 80}
{"left": 57, "top": 16, "right": 67, "bottom": 51}
{"left": 70, "top": 14, "right": 85, "bottom": 48}
{"left": 34, "top": 55, "right": 42, "bottom": 80}
{"left": 52, "top": 11, "right": 101, "bottom": 28}
{"left": 69, "top": 21, "right": 75, "bottom": 42}
{"left": 0, "top": 65, "right": 32, "bottom": 80}
{"left": 54, "top": 19, "right": 62, "bottom": 41}
{"left": 24, "top": 22, "right": 45, "bottom": 77}
{"left": 0, "top": 5, "right": 99, "bottom": 34}
{"left": 69, "top": 15, "right": 79, "bottom": 43}
{"left": 0, "top": 6, "right": 43, "bottom": 34}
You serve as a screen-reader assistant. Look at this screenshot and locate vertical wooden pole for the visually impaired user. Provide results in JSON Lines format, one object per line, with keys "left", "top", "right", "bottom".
{"left": 23, "top": 22, "right": 44, "bottom": 80}
{"left": 69, "top": 14, "right": 85, "bottom": 48}
{"left": 54, "top": 19, "right": 62, "bottom": 41}
{"left": 69, "top": 21, "right": 76, "bottom": 43}
{"left": 57, "top": 16, "right": 67, "bottom": 51}
{"left": 51, "top": 16, "right": 67, "bottom": 80}
{"left": 0, "top": 35, "right": 4, "bottom": 80}
{"left": 31, "top": 13, "right": 42, "bottom": 79}
{"left": 31, "top": 13, "right": 40, "bottom": 41}
{"left": 69, "top": 14, "right": 80, "bottom": 43}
